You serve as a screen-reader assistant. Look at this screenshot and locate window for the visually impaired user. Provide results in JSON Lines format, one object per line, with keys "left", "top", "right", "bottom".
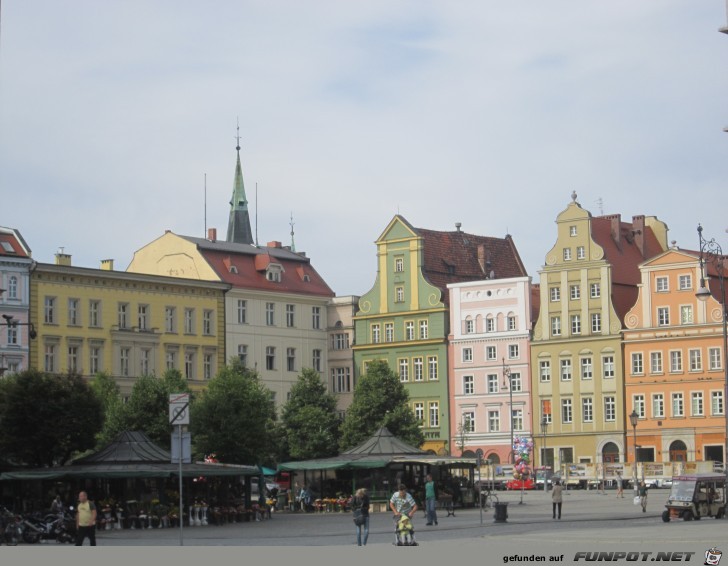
{"left": 657, "top": 307, "right": 670, "bottom": 326}
{"left": 488, "top": 410, "right": 500, "bottom": 432}
{"left": 287, "top": 348, "right": 296, "bottom": 372}
{"left": 561, "top": 399, "right": 573, "bottom": 424}
{"left": 238, "top": 344, "right": 248, "bottom": 366}
{"left": 656, "top": 277, "right": 668, "bottom": 292}
{"left": 560, "top": 358, "right": 572, "bottom": 381}
{"left": 486, "top": 346, "right": 497, "bottom": 360}
{"left": 604, "top": 397, "right": 616, "bottom": 422}
{"left": 399, "top": 359, "right": 409, "bottom": 382}
{"left": 508, "top": 344, "right": 519, "bottom": 359}
{"left": 312, "top": 306, "right": 322, "bottom": 329}
{"left": 709, "top": 347, "right": 722, "bottom": 370}
{"left": 312, "top": 349, "right": 322, "bottom": 372}
{"left": 184, "top": 308, "right": 194, "bottom": 334}
{"left": 429, "top": 402, "right": 439, "bottom": 427}
{"left": 512, "top": 409, "right": 524, "bottom": 431}
{"left": 550, "top": 287, "right": 561, "bottom": 301}
{"left": 510, "top": 372, "right": 522, "bottom": 392}
{"left": 591, "top": 313, "right": 601, "bottom": 333}
{"left": 571, "top": 314, "right": 581, "bottom": 334}
{"left": 140, "top": 349, "right": 150, "bottom": 376}
{"left": 286, "top": 304, "right": 295, "bottom": 327}
{"left": 395, "top": 287, "right": 404, "bottom": 303}
{"left": 463, "top": 412, "right": 476, "bottom": 433}
{"left": 691, "top": 392, "right": 704, "bottom": 416}
{"left": 265, "top": 303, "right": 275, "bottom": 326}
{"left": 486, "top": 317, "right": 496, "bottom": 332}
{"left": 68, "top": 345, "right": 79, "bottom": 373}
{"left": 413, "top": 357, "right": 424, "bottom": 381}
{"left": 672, "top": 392, "right": 684, "bottom": 417}
{"left": 165, "top": 306, "right": 176, "bottom": 333}
{"left": 419, "top": 320, "right": 428, "bottom": 339}
{"left": 333, "top": 333, "right": 349, "bottom": 350}
{"left": 184, "top": 352, "right": 195, "bottom": 379}
{"left": 237, "top": 300, "right": 247, "bottom": 324}
{"left": 6, "top": 325, "right": 17, "bottom": 345}
{"left": 8, "top": 276, "right": 17, "bottom": 299}
{"left": 385, "top": 322, "right": 394, "bottom": 343}
{"left": 465, "top": 319, "right": 474, "bottom": 334}
{"left": 650, "top": 352, "right": 663, "bottom": 374}
{"left": 603, "top": 355, "right": 615, "bottom": 378}
{"left": 68, "top": 299, "right": 79, "bottom": 326}
{"left": 590, "top": 283, "right": 601, "bottom": 298}
{"left": 166, "top": 349, "right": 177, "bottom": 370}
{"left": 203, "top": 354, "right": 213, "bottom": 379}
{"left": 582, "top": 397, "right": 594, "bottom": 423}
{"left": 507, "top": 316, "right": 516, "bottom": 331}
{"left": 580, "top": 357, "right": 593, "bottom": 380}
{"left": 90, "top": 346, "right": 101, "bottom": 375}
{"left": 428, "top": 356, "right": 438, "bottom": 380}
{"left": 551, "top": 316, "right": 561, "bottom": 336}
{"left": 570, "top": 226, "right": 577, "bottom": 236}
{"left": 395, "top": 257, "right": 404, "bottom": 272}
{"left": 680, "top": 305, "right": 693, "bottom": 324}
{"left": 332, "top": 368, "right": 351, "bottom": 393}
{"left": 678, "top": 274, "right": 692, "bottom": 290}
{"left": 712, "top": 391, "right": 724, "bottom": 416}
{"left": 463, "top": 375, "right": 474, "bottom": 395}
{"left": 266, "top": 269, "right": 281, "bottom": 282}
{"left": 487, "top": 374, "right": 499, "bottom": 393}
{"left": 44, "top": 296, "right": 55, "bottom": 324}
{"left": 631, "top": 352, "right": 643, "bottom": 375}
{"left": 371, "top": 324, "right": 380, "bottom": 344}
{"left": 118, "top": 303, "right": 130, "bottom": 329}
{"left": 541, "top": 399, "right": 552, "bottom": 424}
{"left": 652, "top": 393, "right": 664, "bottom": 418}
{"left": 462, "top": 348, "right": 473, "bottom": 362}
{"left": 138, "top": 304, "right": 149, "bottom": 331}
{"left": 577, "top": 246, "right": 585, "bottom": 259}
{"left": 120, "top": 347, "right": 130, "bottom": 377}
{"left": 689, "top": 349, "right": 702, "bottom": 372}
{"left": 265, "top": 346, "right": 275, "bottom": 370}
{"left": 89, "top": 300, "right": 101, "bottom": 327}
{"left": 405, "top": 321, "right": 415, "bottom": 341}
{"left": 540, "top": 360, "right": 551, "bottom": 382}
{"left": 203, "top": 310, "right": 213, "bottom": 335}
{"left": 563, "top": 248, "right": 572, "bottom": 261}
{"left": 570, "top": 285, "right": 580, "bottom": 300}
{"left": 633, "top": 394, "right": 645, "bottom": 418}
{"left": 670, "top": 350, "right": 683, "bottom": 372}
{"left": 414, "top": 402, "right": 424, "bottom": 423}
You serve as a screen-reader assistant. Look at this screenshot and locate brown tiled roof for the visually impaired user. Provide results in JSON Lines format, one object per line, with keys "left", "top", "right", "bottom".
{"left": 414, "top": 227, "right": 528, "bottom": 301}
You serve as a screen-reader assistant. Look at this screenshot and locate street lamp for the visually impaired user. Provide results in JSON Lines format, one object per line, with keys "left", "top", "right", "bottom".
{"left": 629, "top": 409, "right": 639, "bottom": 497}
{"left": 1, "top": 314, "right": 37, "bottom": 340}
{"left": 502, "top": 359, "right": 514, "bottom": 464}
{"left": 696, "top": 224, "right": 728, "bottom": 499}
{"left": 541, "top": 416, "right": 548, "bottom": 492}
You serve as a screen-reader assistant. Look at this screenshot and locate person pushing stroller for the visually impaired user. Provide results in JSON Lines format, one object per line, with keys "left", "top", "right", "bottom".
{"left": 389, "top": 484, "right": 419, "bottom": 546}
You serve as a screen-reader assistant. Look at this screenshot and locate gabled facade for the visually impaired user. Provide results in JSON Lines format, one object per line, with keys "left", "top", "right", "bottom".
{"left": 31, "top": 254, "right": 228, "bottom": 394}
{"left": 531, "top": 194, "right": 669, "bottom": 471}
{"left": 354, "top": 215, "right": 527, "bottom": 454}
{"left": 624, "top": 247, "right": 727, "bottom": 465}
{"left": 127, "top": 230, "right": 335, "bottom": 407}
{"left": 448, "top": 276, "right": 534, "bottom": 464}
{"left": 0, "top": 227, "right": 34, "bottom": 376}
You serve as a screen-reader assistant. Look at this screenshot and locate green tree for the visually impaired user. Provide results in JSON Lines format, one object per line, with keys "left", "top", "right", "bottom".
{"left": 339, "top": 360, "right": 424, "bottom": 451}
{"left": 190, "top": 359, "right": 276, "bottom": 464}
{"left": 281, "top": 368, "right": 340, "bottom": 460}
{"left": 91, "top": 372, "right": 126, "bottom": 447}
{"left": 0, "top": 370, "right": 103, "bottom": 467}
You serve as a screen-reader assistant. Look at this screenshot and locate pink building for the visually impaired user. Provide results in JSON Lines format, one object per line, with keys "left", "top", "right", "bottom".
{"left": 448, "top": 276, "right": 536, "bottom": 465}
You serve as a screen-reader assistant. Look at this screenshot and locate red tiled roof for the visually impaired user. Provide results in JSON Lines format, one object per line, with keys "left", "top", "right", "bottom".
{"left": 0, "top": 228, "right": 31, "bottom": 258}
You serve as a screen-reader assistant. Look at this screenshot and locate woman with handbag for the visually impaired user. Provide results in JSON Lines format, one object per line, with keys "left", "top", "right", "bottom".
{"left": 352, "top": 488, "right": 370, "bottom": 546}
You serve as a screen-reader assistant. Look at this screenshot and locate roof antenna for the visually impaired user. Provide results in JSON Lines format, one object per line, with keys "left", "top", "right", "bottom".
{"left": 290, "top": 213, "right": 296, "bottom": 252}
{"left": 255, "top": 182, "right": 259, "bottom": 247}
{"left": 596, "top": 197, "right": 604, "bottom": 215}
{"left": 204, "top": 173, "right": 207, "bottom": 236}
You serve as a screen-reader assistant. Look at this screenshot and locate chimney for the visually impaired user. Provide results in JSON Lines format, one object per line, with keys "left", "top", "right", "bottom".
{"left": 477, "top": 244, "right": 486, "bottom": 274}
{"left": 267, "top": 241, "right": 282, "bottom": 248}
{"left": 101, "top": 259, "right": 114, "bottom": 271}
{"left": 603, "top": 214, "right": 621, "bottom": 248}
{"left": 631, "top": 215, "right": 646, "bottom": 258}
{"left": 455, "top": 222, "right": 462, "bottom": 232}
{"left": 55, "top": 253, "right": 72, "bottom": 266}
{"left": 207, "top": 228, "right": 217, "bottom": 242}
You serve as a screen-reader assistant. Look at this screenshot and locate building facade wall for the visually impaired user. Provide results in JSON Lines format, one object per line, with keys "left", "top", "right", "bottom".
{"left": 327, "top": 295, "right": 359, "bottom": 415}
{"left": 0, "top": 259, "right": 33, "bottom": 375}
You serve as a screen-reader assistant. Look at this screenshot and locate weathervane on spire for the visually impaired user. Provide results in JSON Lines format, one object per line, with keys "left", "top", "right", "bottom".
{"left": 290, "top": 213, "right": 296, "bottom": 252}
{"left": 235, "top": 117, "right": 241, "bottom": 151}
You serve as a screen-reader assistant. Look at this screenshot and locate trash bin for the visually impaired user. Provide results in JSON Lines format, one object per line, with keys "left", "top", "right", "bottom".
{"left": 493, "top": 502, "right": 509, "bottom": 523}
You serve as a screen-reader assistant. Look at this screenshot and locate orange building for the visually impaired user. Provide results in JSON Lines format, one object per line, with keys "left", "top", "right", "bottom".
{"left": 624, "top": 246, "right": 727, "bottom": 466}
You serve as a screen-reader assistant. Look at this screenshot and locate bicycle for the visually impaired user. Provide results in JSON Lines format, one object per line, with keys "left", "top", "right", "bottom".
{"left": 479, "top": 490, "right": 498, "bottom": 509}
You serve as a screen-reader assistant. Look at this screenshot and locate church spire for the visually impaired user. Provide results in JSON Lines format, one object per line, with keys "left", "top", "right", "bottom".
{"left": 226, "top": 120, "right": 254, "bottom": 245}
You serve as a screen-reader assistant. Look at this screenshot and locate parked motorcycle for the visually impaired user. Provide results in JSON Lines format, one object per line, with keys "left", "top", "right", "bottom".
{"left": 22, "top": 510, "right": 75, "bottom": 544}
{"left": 0, "top": 506, "right": 22, "bottom": 546}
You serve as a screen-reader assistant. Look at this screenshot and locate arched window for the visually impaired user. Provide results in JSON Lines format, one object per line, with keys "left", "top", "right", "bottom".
{"left": 669, "top": 440, "right": 688, "bottom": 462}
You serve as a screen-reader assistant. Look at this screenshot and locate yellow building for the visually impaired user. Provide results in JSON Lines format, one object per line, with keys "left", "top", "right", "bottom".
{"left": 30, "top": 254, "right": 229, "bottom": 395}
{"left": 531, "top": 194, "right": 668, "bottom": 471}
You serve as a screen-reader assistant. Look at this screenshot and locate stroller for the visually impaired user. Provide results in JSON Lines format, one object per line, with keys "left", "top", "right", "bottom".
{"left": 393, "top": 513, "right": 418, "bottom": 546}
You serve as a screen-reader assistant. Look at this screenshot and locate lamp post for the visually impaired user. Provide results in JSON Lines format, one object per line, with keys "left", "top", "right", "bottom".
{"left": 1, "top": 315, "right": 37, "bottom": 375}
{"left": 541, "top": 416, "right": 548, "bottom": 492}
{"left": 696, "top": 224, "right": 728, "bottom": 501}
{"left": 629, "top": 409, "right": 639, "bottom": 497}
{"left": 502, "top": 358, "right": 514, "bottom": 464}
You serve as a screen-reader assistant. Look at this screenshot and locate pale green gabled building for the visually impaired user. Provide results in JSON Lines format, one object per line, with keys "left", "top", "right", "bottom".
{"left": 354, "top": 216, "right": 527, "bottom": 454}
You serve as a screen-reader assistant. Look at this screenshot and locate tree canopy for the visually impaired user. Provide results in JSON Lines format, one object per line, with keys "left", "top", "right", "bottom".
{"left": 0, "top": 370, "right": 103, "bottom": 467}
{"left": 339, "top": 360, "right": 424, "bottom": 451}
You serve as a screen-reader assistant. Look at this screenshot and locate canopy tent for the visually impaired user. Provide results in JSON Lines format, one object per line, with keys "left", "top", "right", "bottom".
{"left": 0, "top": 431, "right": 259, "bottom": 481}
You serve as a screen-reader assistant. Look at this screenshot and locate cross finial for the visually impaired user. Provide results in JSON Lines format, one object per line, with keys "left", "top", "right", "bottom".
{"left": 235, "top": 117, "right": 241, "bottom": 151}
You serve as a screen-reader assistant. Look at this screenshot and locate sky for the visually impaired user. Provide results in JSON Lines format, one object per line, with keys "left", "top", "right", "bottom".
{"left": 1, "top": 1, "right": 727, "bottom": 297}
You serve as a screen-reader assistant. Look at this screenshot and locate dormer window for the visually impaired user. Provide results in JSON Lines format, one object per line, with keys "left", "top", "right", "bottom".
{"left": 265, "top": 264, "right": 283, "bottom": 282}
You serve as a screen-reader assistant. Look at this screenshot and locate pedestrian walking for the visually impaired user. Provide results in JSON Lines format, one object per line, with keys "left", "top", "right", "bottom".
{"left": 639, "top": 481, "right": 648, "bottom": 513}
{"left": 352, "top": 487, "right": 370, "bottom": 546}
{"left": 616, "top": 472, "right": 624, "bottom": 498}
{"left": 552, "top": 480, "right": 563, "bottom": 519}
{"left": 75, "top": 491, "right": 97, "bottom": 546}
{"left": 424, "top": 474, "right": 438, "bottom": 526}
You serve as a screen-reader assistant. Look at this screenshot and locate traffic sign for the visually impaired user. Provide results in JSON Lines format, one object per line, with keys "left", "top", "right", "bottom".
{"left": 169, "top": 393, "right": 190, "bottom": 425}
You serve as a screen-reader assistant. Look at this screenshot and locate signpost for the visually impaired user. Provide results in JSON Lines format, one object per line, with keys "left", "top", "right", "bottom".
{"left": 170, "top": 393, "right": 189, "bottom": 546}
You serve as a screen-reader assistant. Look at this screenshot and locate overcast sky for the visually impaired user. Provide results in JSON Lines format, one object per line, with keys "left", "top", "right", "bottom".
{"left": 1, "top": 1, "right": 727, "bottom": 297}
